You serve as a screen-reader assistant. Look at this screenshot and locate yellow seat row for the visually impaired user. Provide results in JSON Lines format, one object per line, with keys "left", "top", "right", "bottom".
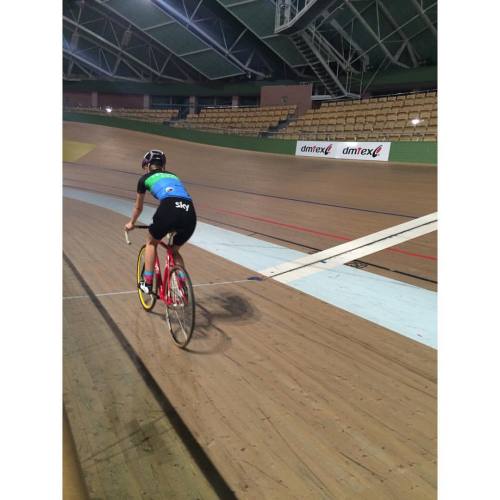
{"left": 176, "top": 104, "right": 297, "bottom": 134}
{"left": 281, "top": 91, "right": 437, "bottom": 141}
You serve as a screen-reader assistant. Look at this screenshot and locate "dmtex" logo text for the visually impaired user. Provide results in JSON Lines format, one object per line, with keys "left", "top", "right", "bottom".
{"left": 300, "top": 144, "right": 333, "bottom": 155}
{"left": 341, "top": 145, "right": 383, "bottom": 158}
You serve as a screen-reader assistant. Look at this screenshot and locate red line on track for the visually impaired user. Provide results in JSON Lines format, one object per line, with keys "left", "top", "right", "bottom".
{"left": 200, "top": 204, "right": 437, "bottom": 262}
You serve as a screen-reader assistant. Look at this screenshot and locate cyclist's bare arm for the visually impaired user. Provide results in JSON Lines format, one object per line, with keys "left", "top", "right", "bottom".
{"left": 125, "top": 193, "right": 145, "bottom": 230}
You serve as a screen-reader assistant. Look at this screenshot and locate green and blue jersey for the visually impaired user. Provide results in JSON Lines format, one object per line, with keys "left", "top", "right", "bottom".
{"left": 137, "top": 170, "right": 191, "bottom": 201}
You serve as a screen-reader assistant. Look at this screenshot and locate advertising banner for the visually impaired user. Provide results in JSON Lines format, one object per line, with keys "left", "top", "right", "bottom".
{"left": 294, "top": 141, "right": 335, "bottom": 158}
{"left": 295, "top": 141, "right": 391, "bottom": 162}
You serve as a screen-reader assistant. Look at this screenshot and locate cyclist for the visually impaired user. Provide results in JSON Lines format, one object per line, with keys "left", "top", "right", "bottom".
{"left": 124, "top": 149, "right": 197, "bottom": 294}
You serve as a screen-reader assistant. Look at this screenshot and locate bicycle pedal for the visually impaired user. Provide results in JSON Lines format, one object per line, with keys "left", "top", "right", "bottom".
{"left": 138, "top": 282, "right": 155, "bottom": 296}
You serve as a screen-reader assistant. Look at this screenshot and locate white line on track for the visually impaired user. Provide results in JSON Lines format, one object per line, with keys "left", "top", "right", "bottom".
{"left": 260, "top": 212, "right": 437, "bottom": 283}
{"left": 63, "top": 279, "right": 261, "bottom": 300}
{"left": 193, "top": 279, "right": 261, "bottom": 288}
{"left": 63, "top": 290, "right": 137, "bottom": 300}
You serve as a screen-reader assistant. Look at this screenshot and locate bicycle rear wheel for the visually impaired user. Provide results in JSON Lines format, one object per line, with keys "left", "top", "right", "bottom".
{"left": 166, "top": 265, "right": 195, "bottom": 348}
{"left": 137, "top": 244, "right": 157, "bottom": 311}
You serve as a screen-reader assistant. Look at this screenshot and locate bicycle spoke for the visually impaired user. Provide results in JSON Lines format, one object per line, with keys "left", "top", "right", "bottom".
{"left": 166, "top": 266, "right": 195, "bottom": 348}
{"left": 173, "top": 309, "right": 187, "bottom": 342}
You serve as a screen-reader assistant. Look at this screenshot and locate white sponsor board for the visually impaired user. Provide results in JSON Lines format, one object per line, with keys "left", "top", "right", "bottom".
{"left": 296, "top": 141, "right": 391, "bottom": 162}
{"left": 335, "top": 141, "right": 391, "bottom": 161}
{"left": 294, "top": 141, "right": 335, "bottom": 158}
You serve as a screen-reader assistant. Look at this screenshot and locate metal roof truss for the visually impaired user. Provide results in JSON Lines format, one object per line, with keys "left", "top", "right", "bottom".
{"left": 63, "top": 0, "right": 198, "bottom": 82}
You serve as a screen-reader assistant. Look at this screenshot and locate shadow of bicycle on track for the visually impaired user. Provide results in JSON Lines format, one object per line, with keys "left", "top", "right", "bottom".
{"left": 188, "top": 292, "right": 259, "bottom": 355}
{"left": 148, "top": 290, "right": 258, "bottom": 355}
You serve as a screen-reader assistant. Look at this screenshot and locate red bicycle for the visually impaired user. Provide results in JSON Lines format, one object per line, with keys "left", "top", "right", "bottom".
{"left": 125, "top": 225, "right": 195, "bottom": 348}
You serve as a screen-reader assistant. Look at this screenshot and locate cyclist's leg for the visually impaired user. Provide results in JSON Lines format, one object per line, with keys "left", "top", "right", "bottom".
{"left": 172, "top": 210, "right": 197, "bottom": 270}
{"left": 173, "top": 202, "right": 196, "bottom": 269}
{"left": 143, "top": 202, "right": 169, "bottom": 291}
{"left": 172, "top": 246, "right": 185, "bottom": 268}
{"left": 144, "top": 233, "right": 160, "bottom": 280}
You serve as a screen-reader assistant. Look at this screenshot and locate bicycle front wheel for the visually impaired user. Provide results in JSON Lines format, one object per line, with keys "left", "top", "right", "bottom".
{"left": 166, "top": 265, "right": 195, "bottom": 348}
{"left": 137, "top": 244, "right": 157, "bottom": 311}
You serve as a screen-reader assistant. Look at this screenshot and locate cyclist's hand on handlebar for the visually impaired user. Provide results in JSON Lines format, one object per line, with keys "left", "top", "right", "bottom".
{"left": 124, "top": 221, "right": 135, "bottom": 231}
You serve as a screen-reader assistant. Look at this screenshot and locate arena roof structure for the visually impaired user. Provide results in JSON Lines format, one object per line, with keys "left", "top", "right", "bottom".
{"left": 63, "top": 0, "right": 437, "bottom": 97}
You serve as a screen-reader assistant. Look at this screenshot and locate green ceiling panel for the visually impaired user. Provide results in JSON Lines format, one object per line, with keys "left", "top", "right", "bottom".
{"left": 105, "top": 0, "right": 171, "bottom": 28}
{"left": 214, "top": 0, "right": 305, "bottom": 67}
{"left": 97, "top": 0, "right": 435, "bottom": 85}
{"left": 264, "top": 36, "right": 305, "bottom": 67}
{"left": 230, "top": 1, "right": 275, "bottom": 37}
{"left": 101, "top": 0, "right": 242, "bottom": 79}
{"left": 182, "top": 51, "right": 243, "bottom": 79}
{"left": 147, "top": 24, "right": 206, "bottom": 54}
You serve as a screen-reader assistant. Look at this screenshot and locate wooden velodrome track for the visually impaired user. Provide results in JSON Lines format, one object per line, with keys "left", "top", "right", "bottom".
{"left": 63, "top": 122, "right": 437, "bottom": 499}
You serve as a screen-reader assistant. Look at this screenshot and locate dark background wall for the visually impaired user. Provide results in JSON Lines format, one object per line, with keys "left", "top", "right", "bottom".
{"left": 97, "top": 93, "right": 144, "bottom": 108}
{"left": 63, "top": 92, "right": 93, "bottom": 107}
{"left": 260, "top": 84, "right": 313, "bottom": 116}
{"left": 151, "top": 95, "right": 189, "bottom": 109}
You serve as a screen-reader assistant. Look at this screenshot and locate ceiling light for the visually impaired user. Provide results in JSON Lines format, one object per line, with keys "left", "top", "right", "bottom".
{"left": 70, "top": 32, "right": 79, "bottom": 50}
{"left": 121, "top": 28, "right": 132, "bottom": 47}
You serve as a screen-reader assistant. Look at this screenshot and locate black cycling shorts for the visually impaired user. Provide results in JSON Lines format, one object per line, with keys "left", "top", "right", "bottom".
{"left": 148, "top": 197, "right": 197, "bottom": 246}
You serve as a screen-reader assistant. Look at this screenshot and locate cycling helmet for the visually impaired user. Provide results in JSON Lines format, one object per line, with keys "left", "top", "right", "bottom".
{"left": 142, "top": 149, "right": 166, "bottom": 169}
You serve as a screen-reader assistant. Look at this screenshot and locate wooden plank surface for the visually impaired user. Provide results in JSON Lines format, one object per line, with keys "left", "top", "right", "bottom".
{"left": 63, "top": 408, "right": 89, "bottom": 500}
{"left": 64, "top": 247, "right": 221, "bottom": 500}
{"left": 63, "top": 122, "right": 437, "bottom": 498}
{"left": 64, "top": 198, "right": 436, "bottom": 499}
{"left": 63, "top": 122, "right": 437, "bottom": 291}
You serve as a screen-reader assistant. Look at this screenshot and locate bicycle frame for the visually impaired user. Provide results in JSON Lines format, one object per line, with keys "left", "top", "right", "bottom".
{"left": 126, "top": 226, "right": 195, "bottom": 347}
{"left": 154, "top": 241, "right": 176, "bottom": 306}
{"left": 125, "top": 227, "right": 186, "bottom": 307}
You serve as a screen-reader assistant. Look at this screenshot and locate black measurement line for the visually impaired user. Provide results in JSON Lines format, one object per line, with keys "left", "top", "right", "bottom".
{"left": 63, "top": 253, "right": 237, "bottom": 499}
{"left": 64, "top": 160, "right": 418, "bottom": 218}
